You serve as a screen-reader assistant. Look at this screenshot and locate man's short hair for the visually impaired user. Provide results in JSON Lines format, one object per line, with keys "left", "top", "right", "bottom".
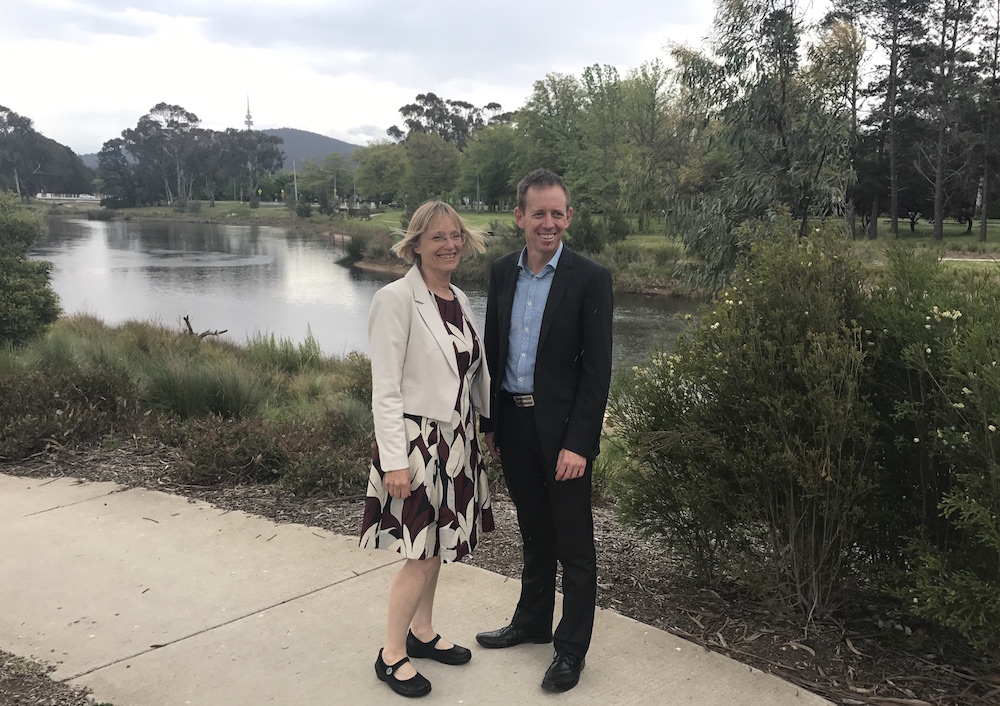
{"left": 516, "top": 169, "right": 571, "bottom": 213}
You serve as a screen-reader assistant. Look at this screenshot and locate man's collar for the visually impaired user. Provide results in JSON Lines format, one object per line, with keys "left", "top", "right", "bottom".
{"left": 517, "top": 242, "right": 564, "bottom": 274}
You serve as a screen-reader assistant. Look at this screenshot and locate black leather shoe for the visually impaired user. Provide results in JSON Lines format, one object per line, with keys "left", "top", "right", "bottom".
{"left": 475, "top": 624, "right": 552, "bottom": 649}
{"left": 375, "top": 649, "right": 432, "bottom": 698}
{"left": 541, "top": 650, "right": 585, "bottom": 692}
{"left": 406, "top": 630, "right": 472, "bottom": 665}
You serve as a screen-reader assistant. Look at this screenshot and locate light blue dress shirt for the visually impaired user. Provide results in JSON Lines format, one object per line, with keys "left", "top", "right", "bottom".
{"left": 503, "top": 243, "right": 564, "bottom": 394}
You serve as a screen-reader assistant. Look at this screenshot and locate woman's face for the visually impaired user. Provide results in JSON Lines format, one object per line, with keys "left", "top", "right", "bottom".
{"left": 414, "top": 215, "right": 465, "bottom": 281}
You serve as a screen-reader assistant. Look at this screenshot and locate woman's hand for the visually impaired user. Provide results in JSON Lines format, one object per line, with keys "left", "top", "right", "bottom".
{"left": 483, "top": 432, "right": 501, "bottom": 461}
{"left": 385, "top": 468, "right": 411, "bottom": 499}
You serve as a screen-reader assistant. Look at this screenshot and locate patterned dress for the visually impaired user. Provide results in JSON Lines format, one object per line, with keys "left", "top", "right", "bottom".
{"left": 359, "top": 293, "right": 494, "bottom": 563}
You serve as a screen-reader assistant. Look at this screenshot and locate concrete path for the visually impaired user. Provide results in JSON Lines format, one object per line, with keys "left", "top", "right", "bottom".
{"left": 0, "top": 474, "right": 831, "bottom": 705}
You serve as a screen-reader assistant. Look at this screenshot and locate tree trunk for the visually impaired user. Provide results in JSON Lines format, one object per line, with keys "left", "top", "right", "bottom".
{"left": 982, "top": 173, "right": 990, "bottom": 242}
{"left": 932, "top": 20, "right": 949, "bottom": 242}
{"left": 982, "top": 1, "right": 998, "bottom": 243}
{"left": 932, "top": 156, "right": 945, "bottom": 239}
{"left": 868, "top": 197, "right": 879, "bottom": 240}
{"left": 888, "top": 27, "right": 901, "bottom": 238}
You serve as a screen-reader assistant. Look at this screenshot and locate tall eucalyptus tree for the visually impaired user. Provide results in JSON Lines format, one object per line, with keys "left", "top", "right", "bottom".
{"left": 121, "top": 103, "right": 201, "bottom": 205}
{"left": 352, "top": 141, "right": 408, "bottom": 206}
{"left": 618, "top": 60, "right": 672, "bottom": 232}
{"left": 670, "top": 0, "right": 854, "bottom": 288}
{"left": 516, "top": 73, "right": 586, "bottom": 180}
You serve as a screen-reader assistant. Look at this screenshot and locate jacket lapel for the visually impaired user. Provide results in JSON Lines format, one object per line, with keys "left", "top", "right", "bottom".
{"left": 498, "top": 253, "right": 519, "bottom": 366}
{"left": 405, "top": 265, "right": 458, "bottom": 377}
{"left": 538, "top": 247, "right": 574, "bottom": 352}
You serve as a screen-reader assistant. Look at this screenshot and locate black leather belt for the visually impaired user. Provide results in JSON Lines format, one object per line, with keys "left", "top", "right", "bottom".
{"left": 503, "top": 392, "right": 535, "bottom": 408}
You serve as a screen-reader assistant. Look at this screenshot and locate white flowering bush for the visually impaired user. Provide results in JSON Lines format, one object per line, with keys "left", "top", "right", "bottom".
{"left": 865, "top": 246, "right": 1000, "bottom": 648}
{"left": 609, "top": 217, "right": 878, "bottom": 614}
{"left": 611, "top": 228, "right": 1000, "bottom": 647}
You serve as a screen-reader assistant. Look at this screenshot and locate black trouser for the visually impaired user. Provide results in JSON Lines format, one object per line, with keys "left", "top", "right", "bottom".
{"left": 498, "top": 392, "right": 597, "bottom": 660}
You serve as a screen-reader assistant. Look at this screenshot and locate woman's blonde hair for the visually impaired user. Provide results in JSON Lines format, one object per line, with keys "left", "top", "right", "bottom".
{"left": 391, "top": 201, "right": 487, "bottom": 265}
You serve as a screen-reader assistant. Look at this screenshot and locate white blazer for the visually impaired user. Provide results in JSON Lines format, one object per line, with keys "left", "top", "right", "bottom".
{"left": 369, "top": 265, "right": 491, "bottom": 471}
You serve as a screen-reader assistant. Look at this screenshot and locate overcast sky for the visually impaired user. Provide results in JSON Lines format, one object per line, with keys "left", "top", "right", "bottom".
{"left": 3, "top": 1, "right": 714, "bottom": 155}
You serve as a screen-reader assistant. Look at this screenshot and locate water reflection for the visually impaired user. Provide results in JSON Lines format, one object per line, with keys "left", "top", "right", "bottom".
{"left": 33, "top": 219, "right": 699, "bottom": 372}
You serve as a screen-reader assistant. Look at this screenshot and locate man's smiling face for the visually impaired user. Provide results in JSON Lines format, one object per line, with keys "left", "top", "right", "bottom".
{"left": 515, "top": 184, "right": 573, "bottom": 271}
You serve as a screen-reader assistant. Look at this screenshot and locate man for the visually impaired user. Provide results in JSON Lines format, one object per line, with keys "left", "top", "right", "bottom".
{"left": 476, "top": 169, "right": 613, "bottom": 692}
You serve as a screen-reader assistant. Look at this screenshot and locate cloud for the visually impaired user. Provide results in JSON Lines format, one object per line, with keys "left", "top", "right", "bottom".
{"left": 338, "top": 124, "right": 388, "bottom": 145}
{"left": 4, "top": 0, "right": 713, "bottom": 154}
{"left": 6, "top": 1, "right": 159, "bottom": 41}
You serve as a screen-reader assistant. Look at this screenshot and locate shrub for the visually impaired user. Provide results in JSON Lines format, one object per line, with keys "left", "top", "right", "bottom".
{"left": 296, "top": 200, "right": 313, "bottom": 218}
{"left": 243, "top": 331, "right": 323, "bottom": 374}
{"left": 336, "top": 350, "right": 373, "bottom": 405}
{"left": 174, "top": 416, "right": 289, "bottom": 485}
{"left": 317, "top": 192, "right": 335, "bottom": 216}
{"left": 611, "top": 221, "right": 1000, "bottom": 645}
{"left": 0, "top": 364, "right": 139, "bottom": 460}
{"left": 607, "top": 210, "right": 631, "bottom": 243}
{"left": 86, "top": 209, "right": 116, "bottom": 221}
{"left": 143, "top": 358, "right": 274, "bottom": 419}
{"left": 485, "top": 218, "right": 521, "bottom": 247}
{"left": 278, "top": 402, "right": 373, "bottom": 495}
{"left": 346, "top": 232, "right": 370, "bottom": 261}
{"left": 610, "top": 217, "right": 878, "bottom": 615}
{"left": 175, "top": 404, "right": 372, "bottom": 495}
{"left": 865, "top": 247, "right": 1000, "bottom": 649}
{"left": 567, "top": 205, "right": 606, "bottom": 254}
{"left": 0, "top": 193, "right": 61, "bottom": 347}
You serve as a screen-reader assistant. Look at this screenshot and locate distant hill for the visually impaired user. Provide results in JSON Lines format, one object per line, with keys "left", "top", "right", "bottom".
{"left": 263, "top": 128, "right": 360, "bottom": 167}
{"left": 78, "top": 127, "right": 361, "bottom": 171}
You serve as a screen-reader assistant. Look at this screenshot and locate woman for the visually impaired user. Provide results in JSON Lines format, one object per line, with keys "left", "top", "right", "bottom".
{"left": 359, "top": 201, "right": 493, "bottom": 698}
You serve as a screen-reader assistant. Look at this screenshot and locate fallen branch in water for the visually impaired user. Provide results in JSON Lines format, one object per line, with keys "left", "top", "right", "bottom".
{"left": 183, "top": 315, "right": 228, "bottom": 339}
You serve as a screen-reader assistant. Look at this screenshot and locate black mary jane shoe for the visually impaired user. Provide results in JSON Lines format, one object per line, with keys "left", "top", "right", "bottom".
{"left": 406, "top": 630, "right": 472, "bottom": 665}
{"left": 375, "top": 648, "right": 432, "bottom": 698}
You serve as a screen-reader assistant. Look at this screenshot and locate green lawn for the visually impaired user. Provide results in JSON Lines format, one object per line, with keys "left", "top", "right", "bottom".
{"left": 128, "top": 200, "right": 301, "bottom": 225}
{"left": 940, "top": 258, "right": 1000, "bottom": 272}
{"left": 869, "top": 217, "right": 1000, "bottom": 252}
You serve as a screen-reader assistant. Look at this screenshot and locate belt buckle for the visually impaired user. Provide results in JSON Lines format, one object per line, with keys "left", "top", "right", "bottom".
{"left": 513, "top": 394, "right": 534, "bottom": 408}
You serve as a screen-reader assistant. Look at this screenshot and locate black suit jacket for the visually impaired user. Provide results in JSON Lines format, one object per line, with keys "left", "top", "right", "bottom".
{"left": 481, "top": 246, "right": 613, "bottom": 461}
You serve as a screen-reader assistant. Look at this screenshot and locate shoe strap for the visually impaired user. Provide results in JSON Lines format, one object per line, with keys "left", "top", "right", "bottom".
{"left": 410, "top": 631, "right": 442, "bottom": 648}
{"left": 386, "top": 654, "right": 411, "bottom": 672}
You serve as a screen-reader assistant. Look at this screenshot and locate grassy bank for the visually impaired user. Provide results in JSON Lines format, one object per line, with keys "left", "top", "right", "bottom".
{"left": 0, "top": 316, "right": 375, "bottom": 496}
{"left": 0, "top": 314, "right": 626, "bottom": 500}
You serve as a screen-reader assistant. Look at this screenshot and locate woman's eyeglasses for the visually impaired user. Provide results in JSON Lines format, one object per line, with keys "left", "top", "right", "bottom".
{"left": 426, "top": 232, "right": 467, "bottom": 244}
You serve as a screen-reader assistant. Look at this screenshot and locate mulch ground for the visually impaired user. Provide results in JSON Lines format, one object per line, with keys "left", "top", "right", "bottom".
{"left": 2, "top": 445, "right": 999, "bottom": 706}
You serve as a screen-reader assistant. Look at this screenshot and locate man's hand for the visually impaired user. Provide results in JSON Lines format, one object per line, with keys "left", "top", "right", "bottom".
{"left": 483, "top": 432, "right": 501, "bottom": 461}
{"left": 555, "top": 448, "right": 587, "bottom": 481}
{"left": 385, "top": 468, "right": 411, "bottom": 499}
